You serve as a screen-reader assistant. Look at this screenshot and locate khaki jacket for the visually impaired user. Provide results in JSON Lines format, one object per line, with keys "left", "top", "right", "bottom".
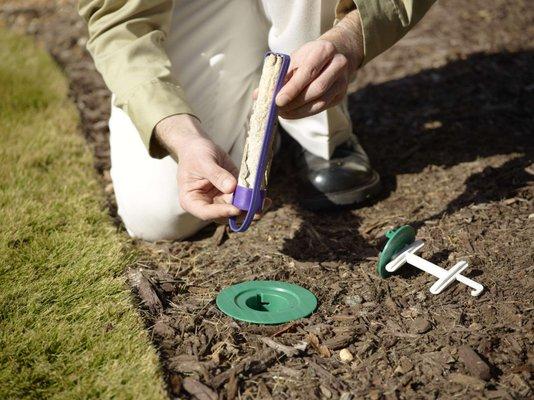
{"left": 78, "top": 0, "right": 436, "bottom": 157}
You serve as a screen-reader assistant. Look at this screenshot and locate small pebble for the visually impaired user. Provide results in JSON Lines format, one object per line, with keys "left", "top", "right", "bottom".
{"left": 412, "top": 317, "right": 432, "bottom": 334}
{"left": 319, "top": 385, "right": 332, "bottom": 399}
{"left": 339, "top": 348, "right": 354, "bottom": 363}
{"left": 416, "top": 291, "right": 428, "bottom": 302}
{"left": 344, "top": 295, "right": 363, "bottom": 307}
{"left": 424, "top": 120, "right": 443, "bottom": 130}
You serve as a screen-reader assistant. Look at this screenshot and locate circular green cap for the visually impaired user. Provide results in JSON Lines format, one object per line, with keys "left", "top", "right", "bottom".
{"left": 377, "top": 225, "right": 416, "bottom": 278}
{"left": 216, "top": 280, "right": 317, "bottom": 325}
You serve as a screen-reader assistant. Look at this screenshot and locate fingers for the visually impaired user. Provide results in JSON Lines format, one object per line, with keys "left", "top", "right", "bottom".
{"left": 174, "top": 135, "right": 243, "bottom": 221}
{"left": 280, "top": 53, "right": 348, "bottom": 112}
{"left": 276, "top": 65, "right": 322, "bottom": 108}
{"left": 181, "top": 187, "right": 239, "bottom": 220}
{"left": 202, "top": 161, "right": 237, "bottom": 194}
{"left": 187, "top": 200, "right": 241, "bottom": 221}
{"left": 214, "top": 197, "right": 272, "bottom": 225}
{"left": 184, "top": 193, "right": 270, "bottom": 223}
{"left": 279, "top": 77, "right": 346, "bottom": 119}
{"left": 276, "top": 41, "right": 336, "bottom": 107}
{"left": 179, "top": 181, "right": 239, "bottom": 221}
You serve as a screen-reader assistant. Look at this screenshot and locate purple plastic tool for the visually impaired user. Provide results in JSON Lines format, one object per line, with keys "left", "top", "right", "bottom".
{"left": 229, "top": 52, "right": 290, "bottom": 232}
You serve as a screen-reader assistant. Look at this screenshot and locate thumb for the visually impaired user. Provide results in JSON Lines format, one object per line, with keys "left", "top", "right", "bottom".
{"left": 204, "top": 161, "right": 237, "bottom": 194}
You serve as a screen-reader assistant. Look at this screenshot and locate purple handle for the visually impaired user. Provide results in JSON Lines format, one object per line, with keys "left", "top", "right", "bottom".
{"left": 229, "top": 52, "right": 290, "bottom": 232}
{"left": 232, "top": 186, "right": 266, "bottom": 213}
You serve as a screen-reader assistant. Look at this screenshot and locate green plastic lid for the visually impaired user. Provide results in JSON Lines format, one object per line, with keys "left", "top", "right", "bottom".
{"left": 216, "top": 280, "right": 317, "bottom": 325}
{"left": 377, "top": 225, "right": 416, "bottom": 278}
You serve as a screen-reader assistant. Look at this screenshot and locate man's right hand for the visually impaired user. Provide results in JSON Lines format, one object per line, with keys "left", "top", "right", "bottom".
{"left": 155, "top": 114, "right": 241, "bottom": 221}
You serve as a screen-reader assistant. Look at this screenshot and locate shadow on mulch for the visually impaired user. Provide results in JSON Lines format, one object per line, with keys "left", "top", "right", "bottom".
{"left": 282, "top": 50, "right": 533, "bottom": 263}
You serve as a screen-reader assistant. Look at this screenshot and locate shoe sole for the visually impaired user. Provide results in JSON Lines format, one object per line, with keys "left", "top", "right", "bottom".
{"left": 299, "top": 170, "right": 382, "bottom": 211}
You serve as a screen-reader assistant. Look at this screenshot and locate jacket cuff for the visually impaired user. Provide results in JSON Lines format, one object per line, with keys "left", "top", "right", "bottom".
{"left": 352, "top": 0, "right": 404, "bottom": 65}
{"left": 122, "top": 79, "right": 196, "bottom": 159}
{"left": 335, "top": 0, "right": 357, "bottom": 21}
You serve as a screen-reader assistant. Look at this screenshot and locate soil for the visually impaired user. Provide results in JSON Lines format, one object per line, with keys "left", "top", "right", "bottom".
{"left": 1, "top": 1, "right": 533, "bottom": 399}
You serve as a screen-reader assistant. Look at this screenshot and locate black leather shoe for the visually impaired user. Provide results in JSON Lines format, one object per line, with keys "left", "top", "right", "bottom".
{"left": 295, "top": 136, "right": 381, "bottom": 210}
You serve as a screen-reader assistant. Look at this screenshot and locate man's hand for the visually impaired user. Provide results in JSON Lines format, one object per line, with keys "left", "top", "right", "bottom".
{"left": 275, "top": 10, "right": 364, "bottom": 119}
{"left": 155, "top": 114, "right": 241, "bottom": 221}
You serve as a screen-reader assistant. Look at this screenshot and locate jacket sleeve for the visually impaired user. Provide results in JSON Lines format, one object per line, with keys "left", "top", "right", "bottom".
{"left": 336, "top": 0, "right": 437, "bottom": 65}
{"left": 78, "top": 0, "right": 196, "bottom": 158}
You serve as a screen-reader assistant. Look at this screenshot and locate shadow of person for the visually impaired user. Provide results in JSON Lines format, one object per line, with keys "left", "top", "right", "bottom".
{"left": 261, "top": 134, "right": 372, "bottom": 264}
{"left": 280, "top": 208, "right": 373, "bottom": 264}
{"left": 281, "top": 50, "right": 533, "bottom": 264}
{"left": 413, "top": 155, "right": 533, "bottom": 229}
{"left": 443, "top": 156, "right": 532, "bottom": 213}
{"left": 352, "top": 50, "right": 533, "bottom": 178}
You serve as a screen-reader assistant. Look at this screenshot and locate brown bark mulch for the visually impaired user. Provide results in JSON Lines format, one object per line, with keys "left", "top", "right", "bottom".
{"left": 2, "top": 1, "right": 532, "bottom": 398}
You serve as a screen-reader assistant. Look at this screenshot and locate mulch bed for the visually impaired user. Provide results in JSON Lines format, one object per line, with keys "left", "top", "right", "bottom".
{"left": 2, "top": 1, "right": 533, "bottom": 398}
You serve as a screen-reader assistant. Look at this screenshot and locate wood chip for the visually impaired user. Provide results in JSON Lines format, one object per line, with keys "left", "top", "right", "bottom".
{"left": 369, "top": 389, "right": 382, "bottom": 400}
{"left": 278, "top": 366, "right": 302, "bottom": 378}
{"left": 271, "top": 321, "right": 300, "bottom": 337}
{"left": 393, "top": 355, "right": 414, "bottom": 375}
{"left": 182, "top": 377, "right": 218, "bottom": 400}
{"left": 308, "top": 361, "right": 345, "bottom": 391}
{"left": 458, "top": 345, "right": 491, "bottom": 380}
{"left": 212, "top": 224, "right": 227, "bottom": 246}
{"left": 169, "top": 374, "right": 182, "bottom": 396}
{"left": 307, "top": 333, "right": 331, "bottom": 358}
{"left": 152, "top": 319, "right": 174, "bottom": 338}
{"left": 411, "top": 317, "right": 432, "bottom": 334}
{"left": 399, "top": 143, "right": 422, "bottom": 160}
{"left": 211, "top": 349, "right": 279, "bottom": 388}
{"left": 308, "top": 360, "right": 336, "bottom": 381}
{"left": 260, "top": 337, "right": 299, "bottom": 357}
{"left": 128, "top": 268, "right": 163, "bottom": 314}
{"left": 324, "top": 326, "right": 362, "bottom": 350}
{"left": 169, "top": 355, "right": 209, "bottom": 381}
{"left": 225, "top": 371, "right": 238, "bottom": 400}
{"left": 449, "top": 372, "right": 486, "bottom": 391}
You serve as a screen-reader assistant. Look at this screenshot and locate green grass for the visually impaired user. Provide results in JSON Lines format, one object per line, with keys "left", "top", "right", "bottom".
{"left": 0, "top": 30, "right": 167, "bottom": 399}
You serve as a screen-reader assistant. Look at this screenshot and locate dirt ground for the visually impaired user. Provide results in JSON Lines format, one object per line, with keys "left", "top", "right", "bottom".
{"left": 1, "top": 1, "right": 533, "bottom": 399}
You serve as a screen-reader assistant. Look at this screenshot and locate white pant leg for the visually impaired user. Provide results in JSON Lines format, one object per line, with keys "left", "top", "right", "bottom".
{"left": 109, "top": 105, "right": 210, "bottom": 241}
{"left": 261, "top": 0, "right": 353, "bottom": 159}
{"left": 109, "top": 0, "right": 269, "bottom": 242}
